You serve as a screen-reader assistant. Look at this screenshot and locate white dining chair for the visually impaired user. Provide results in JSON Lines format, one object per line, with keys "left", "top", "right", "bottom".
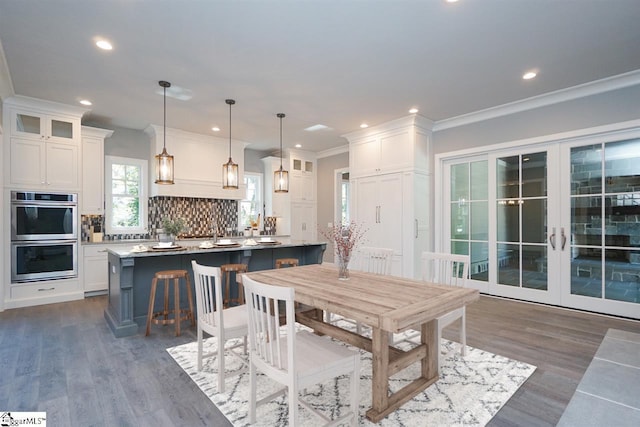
{"left": 243, "top": 275, "right": 361, "bottom": 426}
{"left": 406, "top": 252, "right": 470, "bottom": 372}
{"left": 191, "top": 260, "right": 248, "bottom": 393}
{"left": 326, "top": 246, "right": 394, "bottom": 334}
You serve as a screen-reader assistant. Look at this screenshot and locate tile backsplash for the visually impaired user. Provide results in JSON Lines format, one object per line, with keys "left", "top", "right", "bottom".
{"left": 81, "top": 196, "right": 239, "bottom": 241}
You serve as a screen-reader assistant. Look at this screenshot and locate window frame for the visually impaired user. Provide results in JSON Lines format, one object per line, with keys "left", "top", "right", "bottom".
{"left": 104, "top": 155, "right": 148, "bottom": 235}
{"left": 238, "top": 172, "right": 263, "bottom": 229}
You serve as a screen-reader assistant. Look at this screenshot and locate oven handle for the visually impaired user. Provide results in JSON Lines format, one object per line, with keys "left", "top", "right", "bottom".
{"left": 12, "top": 200, "right": 77, "bottom": 207}
{"left": 11, "top": 239, "right": 78, "bottom": 247}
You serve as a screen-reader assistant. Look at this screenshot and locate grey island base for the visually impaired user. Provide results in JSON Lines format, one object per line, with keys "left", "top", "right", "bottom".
{"left": 104, "top": 241, "right": 327, "bottom": 337}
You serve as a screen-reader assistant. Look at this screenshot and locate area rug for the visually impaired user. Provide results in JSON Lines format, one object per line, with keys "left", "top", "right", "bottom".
{"left": 167, "top": 320, "right": 536, "bottom": 426}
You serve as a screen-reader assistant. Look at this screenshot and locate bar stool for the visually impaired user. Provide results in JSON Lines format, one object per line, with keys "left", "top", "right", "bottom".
{"left": 275, "top": 258, "right": 299, "bottom": 268}
{"left": 220, "top": 264, "right": 248, "bottom": 308}
{"left": 145, "top": 269, "right": 195, "bottom": 337}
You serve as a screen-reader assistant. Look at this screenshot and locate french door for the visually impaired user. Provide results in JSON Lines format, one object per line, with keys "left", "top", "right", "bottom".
{"left": 443, "top": 135, "right": 640, "bottom": 318}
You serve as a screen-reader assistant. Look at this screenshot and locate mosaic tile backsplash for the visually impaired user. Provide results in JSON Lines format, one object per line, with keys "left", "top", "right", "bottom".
{"left": 81, "top": 196, "right": 239, "bottom": 241}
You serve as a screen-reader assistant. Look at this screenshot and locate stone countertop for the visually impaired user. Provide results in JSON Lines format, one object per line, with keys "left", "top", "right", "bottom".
{"left": 107, "top": 238, "right": 327, "bottom": 258}
{"left": 82, "top": 235, "right": 291, "bottom": 246}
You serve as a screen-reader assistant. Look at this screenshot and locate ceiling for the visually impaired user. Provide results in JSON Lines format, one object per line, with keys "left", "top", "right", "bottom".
{"left": 1, "top": 0, "right": 640, "bottom": 154}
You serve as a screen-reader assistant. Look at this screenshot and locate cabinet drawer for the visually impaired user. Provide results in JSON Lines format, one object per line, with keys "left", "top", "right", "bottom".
{"left": 10, "top": 279, "right": 79, "bottom": 300}
{"left": 83, "top": 245, "right": 109, "bottom": 258}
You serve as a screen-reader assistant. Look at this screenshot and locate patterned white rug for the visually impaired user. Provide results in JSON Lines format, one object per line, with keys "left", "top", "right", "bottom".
{"left": 167, "top": 321, "right": 536, "bottom": 426}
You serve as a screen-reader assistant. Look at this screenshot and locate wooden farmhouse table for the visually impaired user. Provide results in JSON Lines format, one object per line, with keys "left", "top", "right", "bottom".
{"left": 245, "top": 264, "right": 480, "bottom": 422}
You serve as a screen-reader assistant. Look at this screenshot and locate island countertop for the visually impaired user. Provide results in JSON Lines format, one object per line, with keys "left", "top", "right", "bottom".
{"left": 104, "top": 239, "right": 327, "bottom": 337}
{"left": 107, "top": 238, "right": 328, "bottom": 258}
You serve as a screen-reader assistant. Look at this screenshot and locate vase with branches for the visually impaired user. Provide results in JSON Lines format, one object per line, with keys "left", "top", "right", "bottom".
{"left": 319, "top": 221, "right": 367, "bottom": 280}
{"left": 159, "top": 217, "right": 186, "bottom": 244}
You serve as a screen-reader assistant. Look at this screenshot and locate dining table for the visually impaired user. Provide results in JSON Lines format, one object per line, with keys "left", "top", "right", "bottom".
{"left": 244, "top": 263, "right": 480, "bottom": 422}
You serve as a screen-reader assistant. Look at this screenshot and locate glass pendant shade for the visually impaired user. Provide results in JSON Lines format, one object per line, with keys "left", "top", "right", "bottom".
{"left": 222, "top": 99, "right": 239, "bottom": 189}
{"left": 274, "top": 165, "right": 289, "bottom": 193}
{"left": 223, "top": 157, "right": 239, "bottom": 189}
{"left": 274, "top": 112, "right": 289, "bottom": 193}
{"left": 155, "top": 147, "right": 174, "bottom": 184}
{"left": 155, "top": 80, "right": 174, "bottom": 184}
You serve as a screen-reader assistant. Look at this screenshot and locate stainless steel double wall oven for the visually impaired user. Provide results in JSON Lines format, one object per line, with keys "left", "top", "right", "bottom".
{"left": 11, "top": 191, "right": 78, "bottom": 282}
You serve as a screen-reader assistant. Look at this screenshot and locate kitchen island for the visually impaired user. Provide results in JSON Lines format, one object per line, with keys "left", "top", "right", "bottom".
{"left": 104, "top": 240, "right": 327, "bottom": 337}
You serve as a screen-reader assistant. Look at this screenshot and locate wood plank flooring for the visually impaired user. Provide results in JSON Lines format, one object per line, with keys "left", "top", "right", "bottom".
{"left": 1, "top": 294, "right": 638, "bottom": 426}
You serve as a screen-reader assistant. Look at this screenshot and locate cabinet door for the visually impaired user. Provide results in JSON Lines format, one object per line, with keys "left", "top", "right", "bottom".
{"left": 46, "top": 141, "right": 79, "bottom": 189}
{"left": 10, "top": 137, "right": 46, "bottom": 187}
{"left": 291, "top": 203, "right": 316, "bottom": 241}
{"left": 11, "top": 111, "right": 43, "bottom": 140}
{"left": 291, "top": 173, "right": 315, "bottom": 202}
{"left": 379, "top": 131, "right": 413, "bottom": 174}
{"left": 355, "top": 176, "right": 381, "bottom": 245}
{"left": 350, "top": 138, "right": 380, "bottom": 178}
{"left": 84, "top": 254, "right": 108, "bottom": 292}
{"left": 378, "top": 174, "right": 403, "bottom": 254}
{"left": 82, "top": 137, "right": 104, "bottom": 214}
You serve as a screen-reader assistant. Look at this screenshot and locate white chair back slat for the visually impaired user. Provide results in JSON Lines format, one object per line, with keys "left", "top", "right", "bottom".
{"left": 357, "top": 246, "right": 394, "bottom": 275}
{"left": 244, "top": 276, "right": 296, "bottom": 376}
{"left": 421, "top": 252, "right": 470, "bottom": 287}
{"left": 192, "top": 261, "right": 224, "bottom": 329}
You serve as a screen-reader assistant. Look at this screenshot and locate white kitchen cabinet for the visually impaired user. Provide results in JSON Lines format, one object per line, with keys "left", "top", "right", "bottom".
{"left": 146, "top": 125, "right": 245, "bottom": 200}
{"left": 290, "top": 151, "right": 316, "bottom": 202}
{"left": 9, "top": 137, "right": 79, "bottom": 189}
{"left": 346, "top": 115, "right": 433, "bottom": 278}
{"left": 10, "top": 109, "right": 79, "bottom": 143}
{"left": 353, "top": 174, "right": 403, "bottom": 275}
{"left": 3, "top": 96, "right": 86, "bottom": 191}
{"left": 83, "top": 245, "right": 109, "bottom": 293}
{"left": 81, "top": 242, "right": 131, "bottom": 294}
{"left": 81, "top": 126, "right": 113, "bottom": 214}
{"left": 347, "top": 115, "right": 431, "bottom": 179}
{"left": 291, "top": 202, "right": 316, "bottom": 242}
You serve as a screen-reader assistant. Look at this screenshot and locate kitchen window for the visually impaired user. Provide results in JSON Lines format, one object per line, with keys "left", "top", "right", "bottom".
{"left": 239, "top": 173, "right": 263, "bottom": 229}
{"left": 105, "top": 156, "right": 148, "bottom": 235}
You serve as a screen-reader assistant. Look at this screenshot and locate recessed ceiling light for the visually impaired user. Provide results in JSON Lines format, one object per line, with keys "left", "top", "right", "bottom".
{"left": 295, "top": 144, "right": 302, "bottom": 148}
{"left": 360, "top": 123, "right": 368, "bottom": 129}
{"left": 409, "top": 108, "right": 419, "bottom": 114}
{"left": 79, "top": 99, "right": 92, "bottom": 106}
{"left": 95, "top": 39, "right": 113, "bottom": 50}
{"left": 522, "top": 71, "right": 537, "bottom": 80}
{"left": 212, "top": 126, "right": 220, "bottom": 132}
{"left": 446, "top": 0, "right": 459, "bottom": 3}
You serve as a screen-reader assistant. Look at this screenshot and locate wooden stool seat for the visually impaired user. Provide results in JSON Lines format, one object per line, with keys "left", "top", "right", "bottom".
{"left": 275, "top": 258, "right": 299, "bottom": 268}
{"left": 145, "top": 269, "right": 195, "bottom": 337}
{"left": 220, "top": 263, "right": 248, "bottom": 308}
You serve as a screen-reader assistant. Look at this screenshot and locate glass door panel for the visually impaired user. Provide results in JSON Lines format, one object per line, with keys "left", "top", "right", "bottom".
{"left": 569, "top": 139, "right": 640, "bottom": 304}
{"left": 496, "top": 152, "right": 548, "bottom": 291}
{"left": 450, "top": 160, "right": 489, "bottom": 281}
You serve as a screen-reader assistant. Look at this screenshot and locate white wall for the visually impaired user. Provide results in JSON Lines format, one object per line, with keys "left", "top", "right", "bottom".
{"left": 317, "top": 151, "right": 349, "bottom": 262}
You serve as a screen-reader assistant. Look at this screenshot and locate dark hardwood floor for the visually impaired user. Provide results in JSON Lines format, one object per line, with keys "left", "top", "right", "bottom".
{"left": 1, "top": 294, "right": 638, "bottom": 426}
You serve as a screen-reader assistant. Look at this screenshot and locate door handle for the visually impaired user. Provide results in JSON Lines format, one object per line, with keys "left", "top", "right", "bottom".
{"left": 561, "top": 227, "right": 567, "bottom": 251}
{"left": 549, "top": 227, "right": 556, "bottom": 250}
{"left": 415, "top": 219, "right": 418, "bottom": 238}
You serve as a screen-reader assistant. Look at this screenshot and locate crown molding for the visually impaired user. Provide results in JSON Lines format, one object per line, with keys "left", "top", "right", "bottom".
{"left": 4, "top": 95, "right": 89, "bottom": 117}
{"left": 316, "top": 144, "right": 349, "bottom": 159}
{"left": 433, "top": 69, "right": 640, "bottom": 132}
{"left": 342, "top": 114, "right": 434, "bottom": 141}
{"left": 81, "top": 125, "right": 114, "bottom": 139}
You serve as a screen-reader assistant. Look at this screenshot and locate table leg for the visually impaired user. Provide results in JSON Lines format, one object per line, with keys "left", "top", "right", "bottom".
{"left": 422, "top": 320, "right": 437, "bottom": 379}
{"left": 370, "top": 327, "right": 390, "bottom": 415}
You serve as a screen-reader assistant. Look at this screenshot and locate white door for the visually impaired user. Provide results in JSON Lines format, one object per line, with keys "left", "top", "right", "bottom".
{"left": 559, "top": 138, "right": 640, "bottom": 318}
{"left": 443, "top": 138, "right": 639, "bottom": 318}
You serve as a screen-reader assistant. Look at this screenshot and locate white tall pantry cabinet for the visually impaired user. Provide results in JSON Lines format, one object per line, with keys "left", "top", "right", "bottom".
{"left": 345, "top": 115, "right": 432, "bottom": 279}
{"left": 263, "top": 149, "right": 317, "bottom": 241}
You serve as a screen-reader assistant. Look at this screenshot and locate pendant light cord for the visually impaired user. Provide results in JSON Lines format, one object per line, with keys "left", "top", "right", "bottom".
{"left": 277, "top": 113, "right": 285, "bottom": 169}
{"left": 163, "top": 84, "right": 166, "bottom": 150}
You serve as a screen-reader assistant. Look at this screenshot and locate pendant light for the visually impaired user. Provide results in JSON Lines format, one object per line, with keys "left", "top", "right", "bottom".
{"left": 274, "top": 113, "right": 289, "bottom": 193}
{"left": 154, "top": 80, "right": 174, "bottom": 184}
{"left": 222, "top": 99, "right": 239, "bottom": 189}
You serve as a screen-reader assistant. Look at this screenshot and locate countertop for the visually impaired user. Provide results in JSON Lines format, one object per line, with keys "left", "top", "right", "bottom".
{"left": 81, "top": 235, "right": 291, "bottom": 246}
{"left": 106, "top": 238, "right": 327, "bottom": 258}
